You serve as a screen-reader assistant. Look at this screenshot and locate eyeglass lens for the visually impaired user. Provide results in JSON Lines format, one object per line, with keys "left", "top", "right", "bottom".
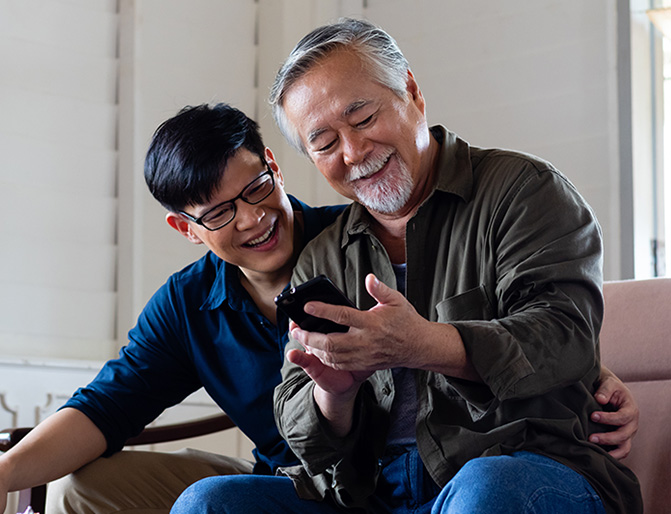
{"left": 201, "top": 171, "right": 275, "bottom": 229}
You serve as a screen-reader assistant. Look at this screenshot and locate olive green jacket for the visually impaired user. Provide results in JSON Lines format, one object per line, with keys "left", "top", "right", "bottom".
{"left": 274, "top": 127, "right": 642, "bottom": 514}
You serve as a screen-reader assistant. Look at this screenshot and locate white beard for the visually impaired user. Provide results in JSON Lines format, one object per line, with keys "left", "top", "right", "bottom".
{"left": 348, "top": 149, "right": 413, "bottom": 214}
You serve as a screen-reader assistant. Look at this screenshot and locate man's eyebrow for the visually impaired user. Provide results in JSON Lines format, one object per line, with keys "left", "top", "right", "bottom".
{"left": 307, "top": 127, "right": 327, "bottom": 145}
{"left": 306, "top": 100, "right": 371, "bottom": 146}
{"left": 343, "top": 99, "right": 369, "bottom": 118}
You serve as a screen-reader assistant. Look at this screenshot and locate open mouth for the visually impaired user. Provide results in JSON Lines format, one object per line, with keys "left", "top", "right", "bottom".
{"left": 243, "top": 221, "right": 277, "bottom": 248}
{"left": 350, "top": 151, "right": 393, "bottom": 183}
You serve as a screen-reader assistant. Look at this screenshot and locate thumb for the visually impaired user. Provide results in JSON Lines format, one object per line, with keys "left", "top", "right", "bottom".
{"left": 365, "top": 273, "right": 398, "bottom": 305}
{"left": 287, "top": 348, "right": 330, "bottom": 377}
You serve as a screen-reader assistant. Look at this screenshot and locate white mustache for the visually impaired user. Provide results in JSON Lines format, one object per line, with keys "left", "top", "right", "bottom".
{"left": 348, "top": 149, "right": 393, "bottom": 182}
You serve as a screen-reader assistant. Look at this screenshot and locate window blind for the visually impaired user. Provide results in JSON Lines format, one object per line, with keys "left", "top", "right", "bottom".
{"left": 0, "top": 0, "right": 119, "bottom": 361}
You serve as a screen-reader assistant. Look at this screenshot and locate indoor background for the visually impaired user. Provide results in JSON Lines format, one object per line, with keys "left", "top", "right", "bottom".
{"left": 0, "top": 2, "right": 666, "bottom": 511}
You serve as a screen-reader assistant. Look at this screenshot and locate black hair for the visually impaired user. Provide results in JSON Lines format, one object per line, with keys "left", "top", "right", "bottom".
{"left": 144, "top": 103, "right": 266, "bottom": 212}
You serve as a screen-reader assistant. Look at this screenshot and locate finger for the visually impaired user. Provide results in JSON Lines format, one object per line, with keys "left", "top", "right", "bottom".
{"left": 290, "top": 327, "right": 350, "bottom": 369}
{"left": 290, "top": 326, "right": 311, "bottom": 353}
{"left": 303, "top": 300, "right": 360, "bottom": 330}
{"left": 594, "top": 379, "right": 620, "bottom": 406}
{"left": 365, "top": 273, "right": 399, "bottom": 305}
{"left": 589, "top": 429, "right": 632, "bottom": 459}
{"left": 594, "top": 390, "right": 611, "bottom": 406}
{"left": 591, "top": 407, "right": 636, "bottom": 428}
{"left": 287, "top": 348, "right": 361, "bottom": 395}
{"left": 292, "top": 324, "right": 327, "bottom": 350}
{"left": 286, "top": 348, "right": 326, "bottom": 376}
{"left": 590, "top": 424, "right": 634, "bottom": 446}
{"left": 607, "top": 442, "right": 631, "bottom": 460}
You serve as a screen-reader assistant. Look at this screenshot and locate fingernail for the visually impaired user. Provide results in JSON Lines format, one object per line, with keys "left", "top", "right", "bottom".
{"left": 592, "top": 412, "right": 601, "bottom": 422}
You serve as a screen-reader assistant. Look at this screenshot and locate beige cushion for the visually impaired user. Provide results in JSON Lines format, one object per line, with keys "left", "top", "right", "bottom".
{"left": 600, "top": 278, "right": 671, "bottom": 514}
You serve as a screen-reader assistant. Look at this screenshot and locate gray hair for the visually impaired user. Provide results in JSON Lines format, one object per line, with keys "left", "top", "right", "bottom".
{"left": 269, "top": 18, "right": 410, "bottom": 155}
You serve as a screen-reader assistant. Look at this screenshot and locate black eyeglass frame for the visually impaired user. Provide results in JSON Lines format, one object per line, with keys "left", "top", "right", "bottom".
{"left": 179, "top": 164, "right": 275, "bottom": 231}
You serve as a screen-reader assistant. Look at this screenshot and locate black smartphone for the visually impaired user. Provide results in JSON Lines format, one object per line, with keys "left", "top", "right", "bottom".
{"left": 274, "top": 275, "right": 356, "bottom": 333}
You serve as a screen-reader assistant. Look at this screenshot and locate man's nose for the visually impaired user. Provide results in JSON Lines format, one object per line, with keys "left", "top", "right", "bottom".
{"left": 342, "top": 131, "right": 372, "bottom": 166}
{"left": 235, "top": 202, "right": 265, "bottom": 230}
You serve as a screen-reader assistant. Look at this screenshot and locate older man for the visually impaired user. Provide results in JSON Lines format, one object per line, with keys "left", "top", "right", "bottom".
{"left": 170, "top": 18, "right": 641, "bottom": 514}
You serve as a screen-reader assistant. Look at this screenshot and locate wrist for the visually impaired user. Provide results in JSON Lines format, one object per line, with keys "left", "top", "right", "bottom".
{"left": 416, "top": 322, "right": 481, "bottom": 381}
{"left": 0, "top": 456, "right": 14, "bottom": 492}
{"left": 313, "top": 384, "right": 359, "bottom": 437}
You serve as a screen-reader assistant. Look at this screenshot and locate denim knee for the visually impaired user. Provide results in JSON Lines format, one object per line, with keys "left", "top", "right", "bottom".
{"left": 431, "top": 453, "right": 605, "bottom": 514}
{"left": 170, "top": 474, "right": 325, "bottom": 514}
{"left": 438, "top": 456, "right": 527, "bottom": 510}
{"left": 171, "top": 476, "right": 236, "bottom": 513}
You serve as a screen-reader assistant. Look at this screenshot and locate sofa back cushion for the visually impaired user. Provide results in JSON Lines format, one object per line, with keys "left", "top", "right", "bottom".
{"left": 600, "top": 278, "right": 671, "bottom": 514}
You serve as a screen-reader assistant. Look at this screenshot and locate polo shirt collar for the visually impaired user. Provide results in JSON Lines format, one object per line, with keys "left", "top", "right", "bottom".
{"left": 200, "top": 257, "right": 237, "bottom": 311}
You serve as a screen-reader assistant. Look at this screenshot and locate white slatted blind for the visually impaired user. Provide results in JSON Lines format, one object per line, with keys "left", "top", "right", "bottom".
{"left": 115, "top": 0, "right": 260, "bottom": 338}
{"left": 0, "top": 0, "right": 119, "bottom": 360}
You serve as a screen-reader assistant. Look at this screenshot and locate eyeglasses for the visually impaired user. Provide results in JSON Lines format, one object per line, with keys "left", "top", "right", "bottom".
{"left": 180, "top": 165, "right": 276, "bottom": 231}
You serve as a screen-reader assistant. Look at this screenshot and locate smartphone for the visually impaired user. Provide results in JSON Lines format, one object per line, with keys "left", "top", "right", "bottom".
{"left": 274, "top": 275, "right": 357, "bottom": 333}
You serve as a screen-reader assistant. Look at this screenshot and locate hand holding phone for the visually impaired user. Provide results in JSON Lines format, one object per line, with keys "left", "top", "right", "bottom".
{"left": 274, "top": 275, "right": 356, "bottom": 333}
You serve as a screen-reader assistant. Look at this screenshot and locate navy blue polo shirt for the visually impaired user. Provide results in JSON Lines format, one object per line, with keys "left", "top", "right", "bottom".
{"left": 63, "top": 196, "right": 345, "bottom": 473}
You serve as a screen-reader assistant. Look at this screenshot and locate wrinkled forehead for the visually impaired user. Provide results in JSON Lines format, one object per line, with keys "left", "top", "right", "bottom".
{"left": 282, "top": 52, "right": 387, "bottom": 132}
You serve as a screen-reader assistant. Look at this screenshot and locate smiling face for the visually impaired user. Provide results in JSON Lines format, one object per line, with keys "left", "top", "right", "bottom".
{"left": 166, "top": 147, "right": 297, "bottom": 284}
{"left": 281, "top": 49, "right": 437, "bottom": 217}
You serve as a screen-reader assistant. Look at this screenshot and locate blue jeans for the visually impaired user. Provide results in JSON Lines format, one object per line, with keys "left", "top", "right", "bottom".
{"left": 170, "top": 474, "right": 344, "bottom": 514}
{"left": 170, "top": 449, "right": 605, "bottom": 514}
{"left": 431, "top": 451, "right": 606, "bottom": 514}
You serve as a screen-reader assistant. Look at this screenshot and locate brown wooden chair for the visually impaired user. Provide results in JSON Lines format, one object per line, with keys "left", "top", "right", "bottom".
{"left": 0, "top": 413, "right": 235, "bottom": 514}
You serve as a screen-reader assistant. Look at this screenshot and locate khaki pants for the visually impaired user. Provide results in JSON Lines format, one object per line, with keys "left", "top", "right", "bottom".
{"left": 45, "top": 448, "right": 254, "bottom": 514}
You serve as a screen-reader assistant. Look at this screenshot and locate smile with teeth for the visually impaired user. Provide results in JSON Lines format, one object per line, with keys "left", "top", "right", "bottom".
{"left": 244, "top": 221, "right": 276, "bottom": 247}
{"left": 349, "top": 151, "right": 393, "bottom": 182}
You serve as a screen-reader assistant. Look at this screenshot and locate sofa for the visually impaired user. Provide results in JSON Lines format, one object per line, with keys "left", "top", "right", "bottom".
{"left": 600, "top": 278, "right": 671, "bottom": 513}
{"left": 2, "top": 278, "right": 669, "bottom": 513}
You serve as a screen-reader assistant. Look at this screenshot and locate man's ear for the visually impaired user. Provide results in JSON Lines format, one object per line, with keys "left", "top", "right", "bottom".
{"left": 166, "top": 212, "right": 203, "bottom": 245}
{"left": 265, "top": 147, "right": 284, "bottom": 188}
{"left": 406, "top": 69, "right": 426, "bottom": 114}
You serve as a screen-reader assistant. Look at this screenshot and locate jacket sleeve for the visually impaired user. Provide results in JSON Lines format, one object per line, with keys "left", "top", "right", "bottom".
{"left": 273, "top": 254, "right": 385, "bottom": 508}
{"left": 451, "top": 166, "right": 604, "bottom": 401}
